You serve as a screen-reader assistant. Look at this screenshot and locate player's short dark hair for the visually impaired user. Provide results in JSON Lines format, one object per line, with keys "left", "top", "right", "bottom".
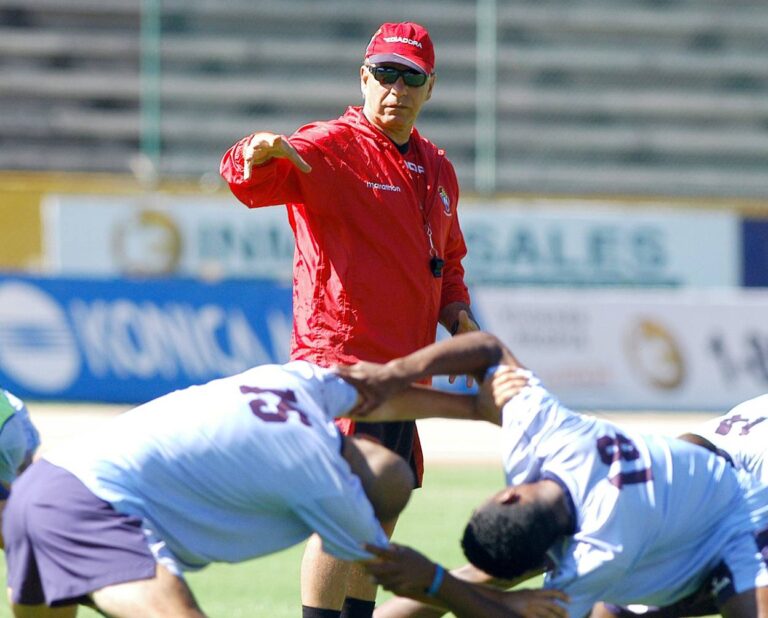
{"left": 461, "top": 497, "right": 562, "bottom": 579}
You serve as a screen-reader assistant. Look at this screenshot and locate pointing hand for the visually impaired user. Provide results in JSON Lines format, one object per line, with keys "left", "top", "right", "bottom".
{"left": 242, "top": 132, "right": 312, "bottom": 179}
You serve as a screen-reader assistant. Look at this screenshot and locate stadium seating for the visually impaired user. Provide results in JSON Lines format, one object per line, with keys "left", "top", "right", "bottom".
{"left": 0, "top": 0, "right": 767, "bottom": 197}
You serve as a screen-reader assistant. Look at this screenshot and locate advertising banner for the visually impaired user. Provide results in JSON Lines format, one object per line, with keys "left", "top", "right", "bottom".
{"left": 43, "top": 195, "right": 741, "bottom": 288}
{"left": 474, "top": 287, "right": 768, "bottom": 411}
{"left": 43, "top": 194, "right": 295, "bottom": 281}
{"left": 460, "top": 200, "right": 740, "bottom": 287}
{"left": 0, "top": 275, "right": 292, "bottom": 403}
{"left": 742, "top": 218, "right": 768, "bottom": 287}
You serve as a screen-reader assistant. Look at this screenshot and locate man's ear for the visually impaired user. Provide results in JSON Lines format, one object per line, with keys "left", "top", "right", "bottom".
{"left": 497, "top": 487, "right": 520, "bottom": 505}
{"left": 360, "top": 65, "right": 368, "bottom": 96}
{"left": 425, "top": 74, "right": 436, "bottom": 101}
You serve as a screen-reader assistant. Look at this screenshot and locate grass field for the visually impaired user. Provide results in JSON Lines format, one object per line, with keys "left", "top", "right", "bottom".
{"left": 0, "top": 463, "right": 505, "bottom": 618}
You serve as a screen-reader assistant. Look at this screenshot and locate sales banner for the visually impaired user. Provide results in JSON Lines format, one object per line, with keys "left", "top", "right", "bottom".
{"left": 460, "top": 200, "right": 740, "bottom": 287}
{"left": 0, "top": 275, "right": 292, "bottom": 403}
{"left": 474, "top": 287, "right": 768, "bottom": 411}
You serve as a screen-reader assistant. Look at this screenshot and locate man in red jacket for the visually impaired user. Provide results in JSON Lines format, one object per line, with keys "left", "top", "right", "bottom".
{"left": 220, "top": 22, "right": 477, "bottom": 618}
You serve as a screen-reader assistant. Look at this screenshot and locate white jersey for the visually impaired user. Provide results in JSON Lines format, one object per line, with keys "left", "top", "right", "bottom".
{"left": 47, "top": 362, "right": 388, "bottom": 571}
{"left": 693, "top": 394, "right": 768, "bottom": 484}
{"left": 500, "top": 374, "right": 768, "bottom": 618}
{"left": 691, "top": 394, "right": 768, "bottom": 535}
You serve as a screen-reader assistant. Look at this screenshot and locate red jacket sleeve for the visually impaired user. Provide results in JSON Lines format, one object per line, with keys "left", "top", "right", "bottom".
{"left": 438, "top": 162, "right": 470, "bottom": 309}
{"left": 440, "top": 216, "right": 470, "bottom": 309}
{"left": 219, "top": 135, "right": 306, "bottom": 209}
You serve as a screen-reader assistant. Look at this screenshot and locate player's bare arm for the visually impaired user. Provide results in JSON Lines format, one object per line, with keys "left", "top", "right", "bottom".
{"left": 381, "top": 331, "right": 520, "bottom": 384}
{"left": 372, "top": 562, "right": 548, "bottom": 618}
{"left": 347, "top": 385, "right": 501, "bottom": 425}
{"left": 242, "top": 131, "right": 312, "bottom": 179}
{"left": 337, "top": 331, "right": 521, "bottom": 416}
{"left": 340, "top": 365, "right": 526, "bottom": 425}
{"left": 365, "top": 544, "right": 567, "bottom": 618}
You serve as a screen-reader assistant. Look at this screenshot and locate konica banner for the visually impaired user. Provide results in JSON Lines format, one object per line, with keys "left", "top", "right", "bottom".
{"left": 0, "top": 275, "right": 293, "bottom": 403}
{"left": 475, "top": 287, "right": 768, "bottom": 411}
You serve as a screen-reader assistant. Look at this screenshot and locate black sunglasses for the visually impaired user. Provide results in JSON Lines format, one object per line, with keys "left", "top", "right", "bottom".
{"left": 367, "top": 65, "right": 429, "bottom": 87}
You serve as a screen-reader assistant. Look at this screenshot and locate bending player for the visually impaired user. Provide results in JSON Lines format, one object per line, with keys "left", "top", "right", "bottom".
{"left": 3, "top": 358, "right": 563, "bottom": 618}
{"left": 592, "top": 393, "right": 768, "bottom": 618}
{"left": 334, "top": 332, "right": 768, "bottom": 618}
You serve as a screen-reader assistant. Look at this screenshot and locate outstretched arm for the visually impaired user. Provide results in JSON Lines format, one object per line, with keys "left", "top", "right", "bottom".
{"left": 365, "top": 544, "right": 566, "bottom": 618}
{"left": 384, "top": 331, "right": 520, "bottom": 384}
{"left": 347, "top": 365, "right": 530, "bottom": 426}
{"left": 336, "top": 332, "right": 523, "bottom": 417}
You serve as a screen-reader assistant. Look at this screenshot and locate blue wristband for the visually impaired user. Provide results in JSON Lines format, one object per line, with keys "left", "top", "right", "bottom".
{"left": 425, "top": 564, "right": 445, "bottom": 597}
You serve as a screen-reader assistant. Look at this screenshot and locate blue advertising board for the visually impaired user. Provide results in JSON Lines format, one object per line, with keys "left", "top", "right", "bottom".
{"left": 0, "top": 275, "right": 293, "bottom": 403}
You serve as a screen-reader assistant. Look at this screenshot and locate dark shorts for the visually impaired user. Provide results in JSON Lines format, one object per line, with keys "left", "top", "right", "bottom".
{"left": 601, "top": 555, "right": 763, "bottom": 618}
{"left": 4, "top": 459, "right": 158, "bottom": 607}
{"left": 335, "top": 418, "right": 423, "bottom": 487}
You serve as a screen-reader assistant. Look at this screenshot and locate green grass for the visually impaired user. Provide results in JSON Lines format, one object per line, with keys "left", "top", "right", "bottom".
{"left": 0, "top": 464, "right": 504, "bottom": 618}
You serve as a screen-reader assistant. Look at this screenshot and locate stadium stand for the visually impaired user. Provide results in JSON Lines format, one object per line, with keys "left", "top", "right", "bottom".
{"left": 0, "top": 0, "right": 767, "bottom": 197}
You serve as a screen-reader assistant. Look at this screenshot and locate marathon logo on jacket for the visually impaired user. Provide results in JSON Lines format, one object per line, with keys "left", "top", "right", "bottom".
{"left": 383, "top": 36, "right": 423, "bottom": 48}
{"left": 365, "top": 180, "right": 402, "bottom": 192}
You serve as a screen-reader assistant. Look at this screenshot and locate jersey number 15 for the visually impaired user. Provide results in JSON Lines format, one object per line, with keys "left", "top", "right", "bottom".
{"left": 239, "top": 386, "right": 311, "bottom": 426}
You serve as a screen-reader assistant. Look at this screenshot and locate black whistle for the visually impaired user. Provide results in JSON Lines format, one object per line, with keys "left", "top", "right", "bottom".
{"left": 430, "top": 256, "right": 444, "bottom": 278}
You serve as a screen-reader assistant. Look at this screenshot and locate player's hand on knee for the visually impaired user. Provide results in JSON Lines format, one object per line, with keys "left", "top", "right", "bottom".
{"left": 363, "top": 543, "right": 436, "bottom": 597}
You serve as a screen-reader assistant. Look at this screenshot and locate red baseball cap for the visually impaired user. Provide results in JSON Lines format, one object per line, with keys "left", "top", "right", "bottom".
{"left": 364, "top": 22, "right": 435, "bottom": 75}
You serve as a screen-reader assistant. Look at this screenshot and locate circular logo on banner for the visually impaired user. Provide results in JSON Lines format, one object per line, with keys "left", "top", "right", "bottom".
{"left": 0, "top": 281, "right": 80, "bottom": 392}
{"left": 625, "top": 318, "right": 685, "bottom": 390}
{"left": 112, "top": 209, "right": 182, "bottom": 276}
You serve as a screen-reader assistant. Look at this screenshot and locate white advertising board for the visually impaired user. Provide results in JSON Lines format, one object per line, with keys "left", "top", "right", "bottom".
{"left": 43, "top": 195, "right": 740, "bottom": 288}
{"left": 43, "top": 194, "right": 295, "bottom": 281}
{"left": 475, "top": 287, "right": 768, "bottom": 411}
{"left": 460, "top": 200, "right": 740, "bottom": 287}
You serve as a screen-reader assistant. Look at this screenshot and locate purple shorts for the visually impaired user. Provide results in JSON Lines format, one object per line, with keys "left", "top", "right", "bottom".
{"left": 4, "top": 459, "right": 158, "bottom": 607}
